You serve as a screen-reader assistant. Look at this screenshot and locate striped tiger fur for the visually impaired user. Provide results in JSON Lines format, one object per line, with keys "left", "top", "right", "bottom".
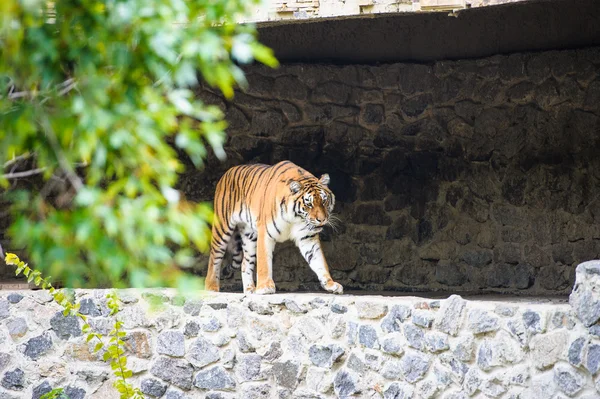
{"left": 205, "top": 160, "right": 343, "bottom": 295}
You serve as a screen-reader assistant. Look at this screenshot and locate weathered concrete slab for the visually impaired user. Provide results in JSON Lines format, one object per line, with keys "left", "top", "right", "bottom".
{"left": 253, "top": 0, "right": 600, "bottom": 63}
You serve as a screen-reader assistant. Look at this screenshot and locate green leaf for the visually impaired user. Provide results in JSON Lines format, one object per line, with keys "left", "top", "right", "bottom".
{"left": 252, "top": 42, "right": 279, "bottom": 68}
{"left": 15, "top": 264, "right": 25, "bottom": 275}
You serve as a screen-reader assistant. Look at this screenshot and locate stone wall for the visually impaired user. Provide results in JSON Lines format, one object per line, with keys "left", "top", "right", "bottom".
{"left": 180, "top": 46, "right": 600, "bottom": 295}
{"left": 2, "top": 263, "right": 600, "bottom": 398}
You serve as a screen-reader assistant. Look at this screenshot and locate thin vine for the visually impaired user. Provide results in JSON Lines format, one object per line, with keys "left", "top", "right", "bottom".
{"left": 40, "top": 388, "right": 68, "bottom": 399}
{"left": 5, "top": 253, "right": 144, "bottom": 399}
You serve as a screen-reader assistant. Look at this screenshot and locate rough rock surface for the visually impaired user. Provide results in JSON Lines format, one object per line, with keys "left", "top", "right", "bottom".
{"left": 0, "top": 279, "right": 599, "bottom": 397}
{"left": 179, "top": 47, "right": 600, "bottom": 296}
{"left": 570, "top": 261, "right": 600, "bottom": 329}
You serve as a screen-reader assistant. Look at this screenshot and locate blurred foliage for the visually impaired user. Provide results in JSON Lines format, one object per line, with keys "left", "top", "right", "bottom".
{"left": 0, "top": 0, "right": 278, "bottom": 290}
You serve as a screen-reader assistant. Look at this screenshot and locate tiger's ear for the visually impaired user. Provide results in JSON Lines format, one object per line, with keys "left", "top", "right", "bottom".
{"left": 290, "top": 181, "right": 302, "bottom": 193}
{"left": 319, "top": 174, "right": 330, "bottom": 186}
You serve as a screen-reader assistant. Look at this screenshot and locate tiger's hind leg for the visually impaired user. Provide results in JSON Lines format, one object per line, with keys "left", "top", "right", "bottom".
{"left": 239, "top": 228, "right": 257, "bottom": 294}
{"left": 231, "top": 232, "right": 243, "bottom": 270}
{"left": 222, "top": 230, "right": 243, "bottom": 279}
{"left": 205, "top": 222, "right": 234, "bottom": 292}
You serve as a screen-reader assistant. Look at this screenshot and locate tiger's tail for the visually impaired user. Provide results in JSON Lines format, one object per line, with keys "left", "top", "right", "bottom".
{"left": 205, "top": 223, "right": 229, "bottom": 291}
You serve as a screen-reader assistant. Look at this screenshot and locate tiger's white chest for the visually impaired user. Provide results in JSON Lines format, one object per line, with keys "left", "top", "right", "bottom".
{"left": 272, "top": 210, "right": 317, "bottom": 243}
{"left": 235, "top": 204, "right": 314, "bottom": 244}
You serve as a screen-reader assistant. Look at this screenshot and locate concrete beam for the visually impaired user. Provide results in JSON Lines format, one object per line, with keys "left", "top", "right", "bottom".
{"left": 255, "top": 0, "right": 600, "bottom": 63}
{"left": 243, "top": 0, "right": 530, "bottom": 24}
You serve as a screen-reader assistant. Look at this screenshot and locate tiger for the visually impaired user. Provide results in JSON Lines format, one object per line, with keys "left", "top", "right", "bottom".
{"left": 205, "top": 160, "right": 344, "bottom": 295}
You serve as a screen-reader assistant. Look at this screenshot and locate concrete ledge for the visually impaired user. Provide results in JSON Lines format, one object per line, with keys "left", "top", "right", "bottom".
{"left": 255, "top": 0, "right": 600, "bottom": 63}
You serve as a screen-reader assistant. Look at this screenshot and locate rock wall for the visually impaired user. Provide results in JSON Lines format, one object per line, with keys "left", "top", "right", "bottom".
{"left": 180, "top": 46, "right": 600, "bottom": 295}
{"left": 1, "top": 265, "right": 600, "bottom": 398}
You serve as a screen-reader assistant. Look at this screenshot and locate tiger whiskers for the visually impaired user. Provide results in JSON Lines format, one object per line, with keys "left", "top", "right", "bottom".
{"left": 326, "top": 214, "right": 342, "bottom": 234}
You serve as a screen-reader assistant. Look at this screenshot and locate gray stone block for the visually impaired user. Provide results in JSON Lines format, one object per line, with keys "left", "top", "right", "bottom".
{"left": 308, "top": 344, "right": 344, "bottom": 368}
{"left": 586, "top": 344, "right": 600, "bottom": 375}
{"left": 568, "top": 337, "right": 586, "bottom": 367}
{"left": 156, "top": 330, "right": 185, "bottom": 357}
{"left": 78, "top": 298, "right": 101, "bottom": 317}
{"left": 150, "top": 357, "right": 194, "bottom": 390}
{"left": 32, "top": 381, "right": 52, "bottom": 399}
{"left": 6, "top": 318, "right": 26, "bottom": 340}
{"left": 570, "top": 261, "right": 600, "bottom": 327}
{"left": 1, "top": 369, "right": 23, "bottom": 391}
{"left": 381, "top": 332, "right": 405, "bottom": 356}
{"left": 23, "top": 333, "right": 52, "bottom": 360}
{"left": 358, "top": 325, "right": 379, "bottom": 349}
{"left": 50, "top": 311, "right": 82, "bottom": 340}
{"left": 272, "top": 360, "right": 301, "bottom": 389}
{"left": 434, "top": 295, "right": 465, "bottom": 336}
{"left": 6, "top": 295, "right": 22, "bottom": 305}
{"left": 412, "top": 310, "right": 435, "bottom": 328}
{"left": 400, "top": 351, "right": 430, "bottom": 383}
{"left": 183, "top": 321, "right": 199, "bottom": 337}
{"left": 194, "top": 366, "right": 236, "bottom": 391}
{"left": 404, "top": 324, "right": 424, "bottom": 350}
{"left": 333, "top": 369, "right": 358, "bottom": 398}
{"left": 467, "top": 309, "right": 500, "bottom": 334}
{"left": 381, "top": 305, "right": 411, "bottom": 333}
{"left": 425, "top": 332, "right": 449, "bottom": 353}
{"left": 201, "top": 317, "right": 222, "bottom": 332}
{"left": 383, "top": 382, "right": 414, "bottom": 399}
{"left": 187, "top": 336, "right": 219, "bottom": 368}
{"left": 554, "top": 364, "right": 585, "bottom": 397}
{"left": 141, "top": 378, "right": 168, "bottom": 398}
{"left": 235, "top": 354, "right": 263, "bottom": 382}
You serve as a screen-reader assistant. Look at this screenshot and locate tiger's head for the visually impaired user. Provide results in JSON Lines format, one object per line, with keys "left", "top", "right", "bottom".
{"left": 290, "top": 174, "right": 335, "bottom": 229}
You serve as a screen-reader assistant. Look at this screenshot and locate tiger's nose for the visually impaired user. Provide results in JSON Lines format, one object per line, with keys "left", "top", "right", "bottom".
{"left": 314, "top": 217, "right": 326, "bottom": 226}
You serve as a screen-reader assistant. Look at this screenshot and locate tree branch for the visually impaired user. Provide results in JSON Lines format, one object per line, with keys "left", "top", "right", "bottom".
{"left": 2, "top": 162, "right": 87, "bottom": 181}
{"left": 3, "top": 78, "right": 78, "bottom": 101}
{"left": 40, "top": 116, "right": 84, "bottom": 192}
{"left": 3, "top": 153, "right": 33, "bottom": 169}
{"left": 2, "top": 168, "right": 47, "bottom": 179}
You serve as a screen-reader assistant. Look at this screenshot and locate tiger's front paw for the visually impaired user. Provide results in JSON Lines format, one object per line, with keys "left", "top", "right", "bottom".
{"left": 324, "top": 281, "right": 343, "bottom": 295}
{"left": 255, "top": 280, "right": 276, "bottom": 295}
{"left": 243, "top": 284, "right": 256, "bottom": 294}
{"left": 205, "top": 281, "right": 220, "bottom": 292}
